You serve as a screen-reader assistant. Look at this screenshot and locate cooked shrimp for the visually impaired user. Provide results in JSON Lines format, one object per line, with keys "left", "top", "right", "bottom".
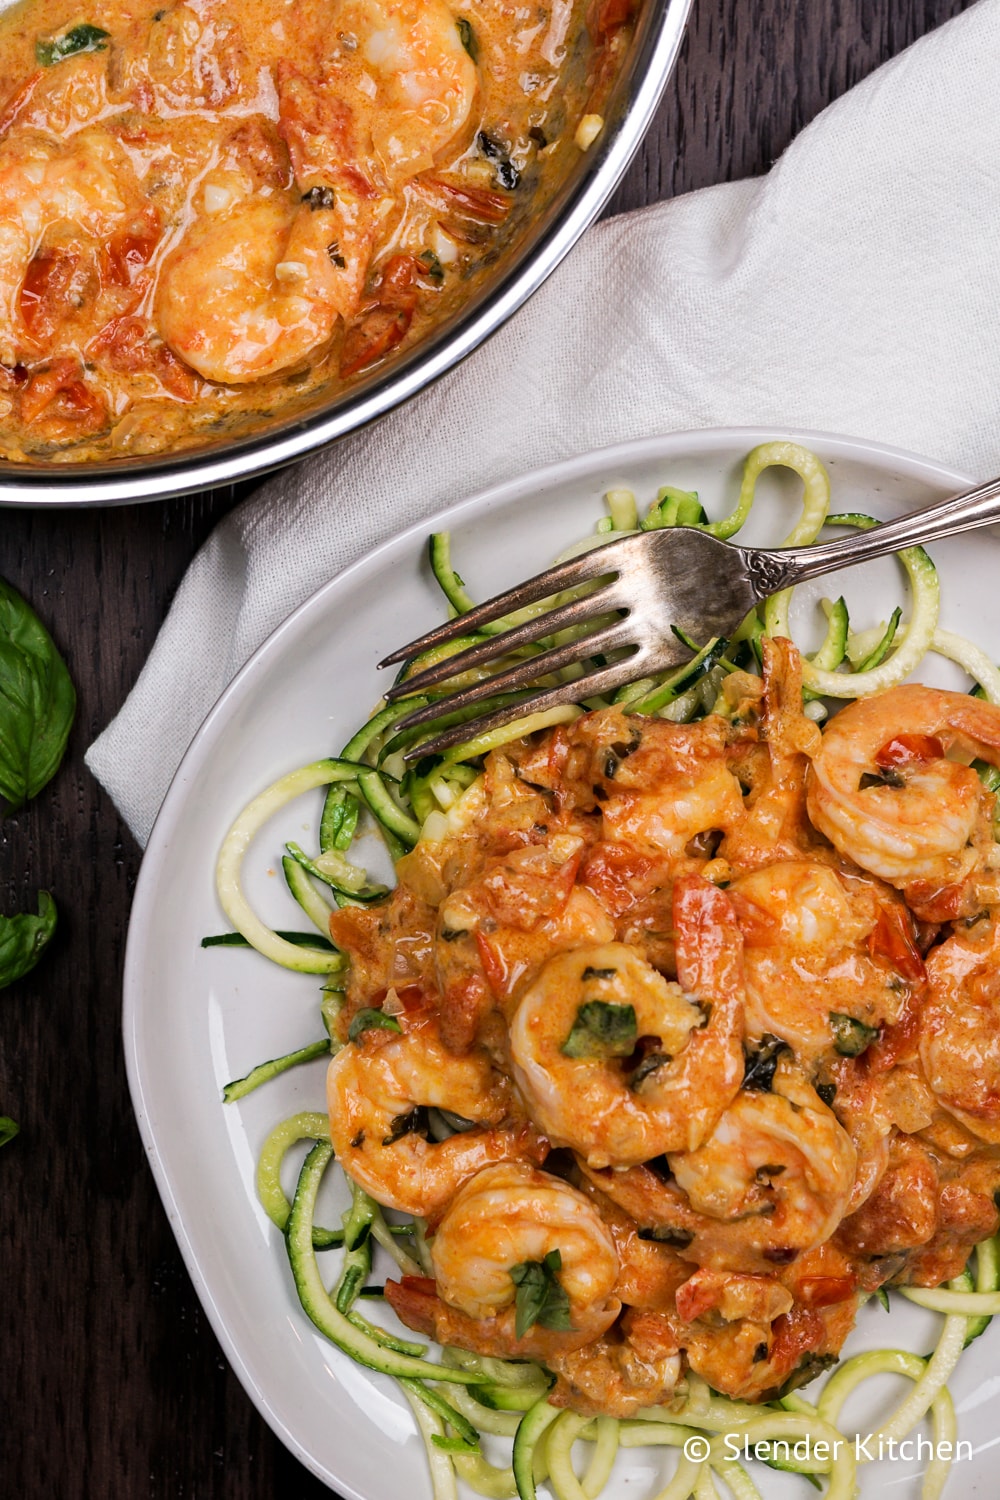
{"left": 668, "top": 1056, "right": 857, "bottom": 1272}
{"left": 581, "top": 712, "right": 746, "bottom": 860}
{"left": 722, "top": 636, "right": 822, "bottom": 869}
{"left": 437, "top": 835, "right": 616, "bottom": 1024}
{"left": 509, "top": 875, "right": 745, "bottom": 1168}
{"left": 729, "top": 860, "right": 913, "bottom": 1060}
{"left": 326, "top": 1017, "right": 540, "bottom": 1216}
{"left": 319, "top": 0, "right": 479, "bottom": 184}
{"left": 426, "top": 1161, "right": 621, "bottom": 1356}
{"left": 807, "top": 684, "right": 1000, "bottom": 899}
{"left": 156, "top": 0, "right": 477, "bottom": 382}
{"left": 0, "top": 131, "right": 131, "bottom": 364}
{"left": 573, "top": 1174, "right": 689, "bottom": 1309}
{"left": 919, "top": 910, "right": 1000, "bottom": 1145}
{"left": 154, "top": 191, "right": 368, "bottom": 383}
{"left": 545, "top": 1320, "right": 682, "bottom": 1417}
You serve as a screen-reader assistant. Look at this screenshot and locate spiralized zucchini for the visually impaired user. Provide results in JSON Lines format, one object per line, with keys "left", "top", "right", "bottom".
{"left": 212, "top": 443, "right": 1000, "bottom": 1500}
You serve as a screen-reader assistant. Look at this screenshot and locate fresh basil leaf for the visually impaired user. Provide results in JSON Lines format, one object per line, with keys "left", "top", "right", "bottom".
{"left": 381, "top": 1104, "right": 430, "bottom": 1146}
{"left": 742, "top": 1033, "right": 790, "bottom": 1091}
{"left": 455, "top": 16, "right": 478, "bottom": 60}
{"left": 36, "top": 22, "right": 110, "bottom": 65}
{"left": 627, "top": 1050, "right": 671, "bottom": 1092}
{"left": 0, "top": 890, "right": 57, "bottom": 990}
{"left": 561, "top": 1000, "right": 636, "bottom": 1059}
{"left": 348, "top": 1007, "right": 403, "bottom": 1043}
{"left": 0, "top": 579, "right": 76, "bottom": 812}
{"left": 0, "top": 1116, "right": 19, "bottom": 1147}
{"left": 829, "top": 1012, "right": 879, "bottom": 1058}
{"left": 510, "top": 1248, "right": 573, "bottom": 1339}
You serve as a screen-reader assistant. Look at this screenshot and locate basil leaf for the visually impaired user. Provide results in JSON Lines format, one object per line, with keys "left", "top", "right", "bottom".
{"left": 829, "top": 1012, "right": 879, "bottom": 1057}
{"left": 510, "top": 1249, "right": 573, "bottom": 1338}
{"left": 742, "top": 1033, "right": 790, "bottom": 1091}
{"left": 0, "top": 1116, "right": 19, "bottom": 1147}
{"left": 36, "top": 22, "right": 110, "bottom": 65}
{"left": 0, "top": 580, "right": 76, "bottom": 811}
{"left": 561, "top": 1000, "right": 636, "bottom": 1059}
{"left": 456, "top": 16, "right": 478, "bottom": 60}
{"left": 382, "top": 1104, "right": 430, "bottom": 1146}
{"left": 0, "top": 890, "right": 57, "bottom": 990}
{"left": 348, "top": 1007, "right": 403, "bottom": 1043}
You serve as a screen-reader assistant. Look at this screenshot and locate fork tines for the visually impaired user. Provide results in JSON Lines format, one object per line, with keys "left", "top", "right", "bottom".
{"left": 378, "top": 539, "right": 628, "bottom": 670}
{"left": 376, "top": 536, "right": 643, "bottom": 756}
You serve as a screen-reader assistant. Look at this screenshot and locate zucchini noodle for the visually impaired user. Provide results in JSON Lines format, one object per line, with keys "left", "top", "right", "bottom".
{"left": 212, "top": 443, "right": 1000, "bottom": 1500}
{"left": 216, "top": 759, "right": 364, "bottom": 972}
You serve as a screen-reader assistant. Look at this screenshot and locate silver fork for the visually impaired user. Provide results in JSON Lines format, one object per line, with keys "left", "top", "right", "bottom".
{"left": 378, "top": 473, "right": 1000, "bottom": 757}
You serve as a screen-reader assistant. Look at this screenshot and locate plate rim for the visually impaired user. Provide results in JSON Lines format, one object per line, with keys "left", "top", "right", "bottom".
{"left": 122, "top": 424, "right": 978, "bottom": 1491}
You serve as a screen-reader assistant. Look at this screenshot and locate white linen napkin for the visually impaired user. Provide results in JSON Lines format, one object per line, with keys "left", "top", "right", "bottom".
{"left": 88, "top": 0, "right": 1000, "bottom": 848}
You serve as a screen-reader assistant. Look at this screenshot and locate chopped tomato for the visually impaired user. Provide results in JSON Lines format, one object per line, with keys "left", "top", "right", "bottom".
{"left": 875, "top": 733, "right": 944, "bottom": 769}
{"left": 19, "top": 245, "right": 98, "bottom": 348}
{"left": 794, "top": 1275, "right": 857, "bottom": 1308}
{"left": 19, "top": 357, "right": 106, "bottom": 433}
{"left": 90, "top": 315, "right": 199, "bottom": 400}
{"left": 868, "top": 902, "right": 925, "bottom": 982}
{"left": 104, "top": 205, "right": 161, "bottom": 286}
{"left": 383, "top": 1276, "right": 441, "bottom": 1338}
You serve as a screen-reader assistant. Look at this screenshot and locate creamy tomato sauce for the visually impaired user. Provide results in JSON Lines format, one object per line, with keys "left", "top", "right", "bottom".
{"left": 0, "top": 0, "right": 628, "bottom": 460}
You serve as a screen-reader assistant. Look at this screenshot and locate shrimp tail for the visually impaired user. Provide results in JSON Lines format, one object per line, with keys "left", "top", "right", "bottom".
{"left": 666, "top": 875, "right": 746, "bottom": 1144}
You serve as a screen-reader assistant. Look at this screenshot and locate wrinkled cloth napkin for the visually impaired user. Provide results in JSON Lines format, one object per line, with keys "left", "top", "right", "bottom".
{"left": 88, "top": 0, "right": 1000, "bottom": 847}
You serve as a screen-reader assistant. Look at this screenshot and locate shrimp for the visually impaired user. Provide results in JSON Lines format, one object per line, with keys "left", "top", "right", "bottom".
{"left": 156, "top": 0, "right": 477, "bottom": 382}
{"left": 728, "top": 860, "right": 917, "bottom": 1060}
{"left": 806, "top": 684, "right": 1000, "bottom": 908}
{"left": 919, "top": 910, "right": 1000, "bottom": 1144}
{"left": 667, "top": 1056, "right": 857, "bottom": 1272}
{"left": 544, "top": 1321, "right": 682, "bottom": 1417}
{"left": 721, "top": 637, "right": 821, "bottom": 870}
{"left": 836, "top": 1131, "right": 1000, "bottom": 1285}
{"left": 427, "top": 1161, "right": 620, "bottom": 1354}
{"left": 308, "top": 0, "right": 479, "bottom": 185}
{"left": 509, "top": 875, "right": 746, "bottom": 1168}
{"left": 570, "top": 710, "right": 745, "bottom": 861}
{"left": 154, "top": 191, "right": 368, "bottom": 384}
{"left": 0, "top": 130, "right": 132, "bottom": 365}
{"left": 326, "top": 1016, "right": 541, "bottom": 1216}
{"left": 435, "top": 834, "right": 616, "bottom": 1034}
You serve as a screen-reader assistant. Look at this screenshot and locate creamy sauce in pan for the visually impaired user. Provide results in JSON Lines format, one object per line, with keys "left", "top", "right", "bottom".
{"left": 0, "top": 0, "right": 630, "bottom": 459}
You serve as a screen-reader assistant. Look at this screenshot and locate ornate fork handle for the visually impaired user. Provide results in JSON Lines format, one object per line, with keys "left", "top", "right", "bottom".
{"left": 748, "top": 473, "right": 1000, "bottom": 594}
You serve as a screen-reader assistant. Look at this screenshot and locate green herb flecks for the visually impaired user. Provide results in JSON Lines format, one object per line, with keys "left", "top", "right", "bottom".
{"left": 829, "top": 1012, "right": 879, "bottom": 1058}
{"left": 455, "top": 16, "right": 478, "bottom": 60}
{"left": 510, "top": 1249, "right": 573, "bottom": 1339}
{"left": 348, "top": 1008, "right": 403, "bottom": 1043}
{"left": 418, "top": 249, "right": 445, "bottom": 285}
{"left": 742, "top": 1033, "right": 790, "bottom": 1092}
{"left": 0, "top": 890, "right": 57, "bottom": 991}
{"left": 36, "top": 22, "right": 110, "bottom": 65}
{"left": 561, "top": 1000, "right": 637, "bottom": 1059}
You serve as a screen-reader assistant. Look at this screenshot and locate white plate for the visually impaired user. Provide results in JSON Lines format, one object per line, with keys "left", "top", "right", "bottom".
{"left": 125, "top": 427, "right": 1000, "bottom": 1499}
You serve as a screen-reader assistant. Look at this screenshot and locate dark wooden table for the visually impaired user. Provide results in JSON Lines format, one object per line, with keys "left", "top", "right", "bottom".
{"left": 2, "top": 1, "right": 972, "bottom": 1493}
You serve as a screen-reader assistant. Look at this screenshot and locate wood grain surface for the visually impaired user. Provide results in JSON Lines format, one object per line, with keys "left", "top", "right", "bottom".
{"left": 0, "top": 1, "right": 973, "bottom": 1494}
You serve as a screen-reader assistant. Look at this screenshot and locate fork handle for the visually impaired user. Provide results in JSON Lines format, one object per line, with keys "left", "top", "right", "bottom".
{"left": 748, "top": 473, "right": 1000, "bottom": 592}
